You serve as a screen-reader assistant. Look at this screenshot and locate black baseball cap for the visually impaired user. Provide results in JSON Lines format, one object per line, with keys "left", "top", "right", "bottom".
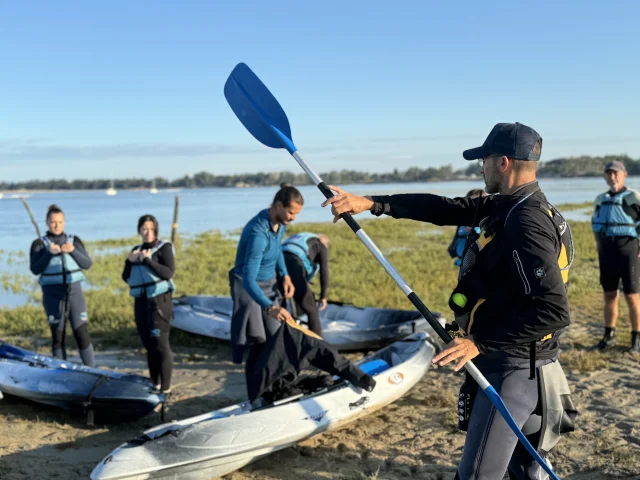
{"left": 463, "top": 122, "right": 542, "bottom": 161}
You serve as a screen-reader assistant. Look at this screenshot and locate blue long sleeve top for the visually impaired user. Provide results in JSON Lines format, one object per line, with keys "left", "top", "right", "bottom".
{"left": 232, "top": 209, "right": 289, "bottom": 308}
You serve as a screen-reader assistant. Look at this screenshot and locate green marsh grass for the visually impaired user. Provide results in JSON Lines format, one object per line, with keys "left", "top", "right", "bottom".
{"left": 0, "top": 216, "right": 621, "bottom": 373}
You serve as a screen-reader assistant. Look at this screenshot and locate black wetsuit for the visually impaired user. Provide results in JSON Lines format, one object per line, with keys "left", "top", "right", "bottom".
{"left": 370, "top": 181, "right": 571, "bottom": 479}
{"left": 283, "top": 237, "right": 329, "bottom": 335}
{"left": 122, "top": 241, "right": 175, "bottom": 391}
{"left": 29, "top": 232, "right": 95, "bottom": 366}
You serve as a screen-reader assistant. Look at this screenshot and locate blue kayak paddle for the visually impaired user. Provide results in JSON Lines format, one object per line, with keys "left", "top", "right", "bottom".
{"left": 224, "top": 62, "right": 560, "bottom": 480}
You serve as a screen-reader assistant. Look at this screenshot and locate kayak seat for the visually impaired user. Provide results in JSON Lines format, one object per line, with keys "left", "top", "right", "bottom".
{"left": 359, "top": 358, "right": 389, "bottom": 376}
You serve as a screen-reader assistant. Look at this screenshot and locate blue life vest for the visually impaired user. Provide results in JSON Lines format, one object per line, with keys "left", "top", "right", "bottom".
{"left": 126, "top": 241, "right": 176, "bottom": 298}
{"left": 39, "top": 234, "right": 86, "bottom": 286}
{"left": 282, "top": 233, "right": 320, "bottom": 281}
{"left": 450, "top": 227, "right": 481, "bottom": 267}
{"left": 592, "top": 190, "right": 640, "bottom": 238}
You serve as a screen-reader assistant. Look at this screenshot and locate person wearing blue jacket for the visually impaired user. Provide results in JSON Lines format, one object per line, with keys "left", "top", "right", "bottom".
{"left": 229, "top": 184, "right": 302, "bottom": 378}
{"left": 29, "top": 204, "right": 95, "bottom": 366}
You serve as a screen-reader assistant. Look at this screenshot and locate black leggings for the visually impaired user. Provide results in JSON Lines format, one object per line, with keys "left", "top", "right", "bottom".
{"left": 244, "top": 340, "right": 265, "bottom": 396}
{"left": 283, "top": 254, "right": 322, "bottom": 336}
{"left": 134, "top": 293, "right": 173, "bottom": 391}
{"left": 43, "top": 284, "right": 94, "bottom": 366}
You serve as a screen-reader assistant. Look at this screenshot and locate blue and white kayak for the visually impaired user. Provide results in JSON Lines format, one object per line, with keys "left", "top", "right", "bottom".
{"left": 0, "top": 342, "right": 164, "bottom": 422}
{"left": 91, "top": 332, "right": 436, "bottom": 480}
{"left": 172, "top": 295, "right": 446, "bottom": 351}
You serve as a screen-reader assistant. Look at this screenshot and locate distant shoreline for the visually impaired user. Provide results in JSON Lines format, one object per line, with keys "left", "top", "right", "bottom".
{"left": 2, "top": 155, "right": 638, "bottom": 193}
{"left": 0, "top": 187, "right": 185, "bottom": 195}
{"left": 1, "top": 174, "right": 636, "bottom": 194}
{"left": 1, "top": 179, "right": 482, "bottom": 194}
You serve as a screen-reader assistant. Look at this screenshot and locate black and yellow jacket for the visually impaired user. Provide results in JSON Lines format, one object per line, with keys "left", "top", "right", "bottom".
{"left": 370, "top": 181, "right": 571, "bottom": 361}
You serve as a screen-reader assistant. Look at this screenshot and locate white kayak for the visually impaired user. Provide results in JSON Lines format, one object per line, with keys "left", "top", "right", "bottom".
{"left": 91, "top": 332, "right": 436, "bottom": 480}
{"left": 172, "top": 295, "right": 445, "bottom": 351}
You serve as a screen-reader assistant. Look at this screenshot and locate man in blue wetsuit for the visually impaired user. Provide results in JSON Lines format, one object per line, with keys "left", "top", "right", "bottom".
{"left": 231, "top": 185, "right": 375, "bottom": 401}
{"left": 230, "top": 184, "right": 300, "bottom": 372}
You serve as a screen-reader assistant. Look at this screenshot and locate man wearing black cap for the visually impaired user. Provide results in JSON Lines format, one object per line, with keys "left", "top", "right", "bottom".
{"left": 322, "top": 123, "right": 574, "bottom": 479}
{"left": 591, "top": 160, "right": 640, "bottom": 352}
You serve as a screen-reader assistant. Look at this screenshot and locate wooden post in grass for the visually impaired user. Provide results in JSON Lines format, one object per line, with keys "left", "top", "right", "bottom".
{"left": 171, "top": 195, "right": 180, "bottom": 246}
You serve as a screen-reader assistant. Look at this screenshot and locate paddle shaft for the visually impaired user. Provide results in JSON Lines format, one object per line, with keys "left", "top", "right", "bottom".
{"left": 20, "top": 196, "right": 42, "bottom": 238}
{"left": 291, "top": 152, "right": 487, "bottom": 385}
{"left": 290, "top": 149, "right": 559, "bottom": 480}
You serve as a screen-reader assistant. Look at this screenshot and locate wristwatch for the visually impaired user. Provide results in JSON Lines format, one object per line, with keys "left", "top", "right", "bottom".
{"left": 370, "top": 203, "right": 383, "bottom": 216}
{"left": 367, "top": 196, "right": 384, "bottom": 216}
{"left": 264, "top": 305, "right": 276, "bottom": 315}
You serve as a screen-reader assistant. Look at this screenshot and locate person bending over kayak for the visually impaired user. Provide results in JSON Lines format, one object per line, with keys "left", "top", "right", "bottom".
{"left": 29, "top": 204, "right": 96, "bottom": 366}
{"left": 122, "top": 214, "right": 176, "bottom": 395}
{"left": 230, "top": 184, "right": 300, "bottom": 387}
{"left": 281, "top": 232, "right": 330, "bottom": 335}
{"left": 447, "top": 189, "right": 486, "bottom": 267}
{"left": 322, "top": 123, "right": 577, "bottom": 480}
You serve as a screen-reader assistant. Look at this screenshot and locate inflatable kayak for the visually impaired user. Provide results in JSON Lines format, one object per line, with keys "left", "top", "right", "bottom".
{"left": 172, "top": 295, "right": 445, "bottom": 351}
{"left": 0, "top": 342, "right": 164, "bottom": 422}
{"left": 91, "top": 332, "right": 435, "bottom": 480}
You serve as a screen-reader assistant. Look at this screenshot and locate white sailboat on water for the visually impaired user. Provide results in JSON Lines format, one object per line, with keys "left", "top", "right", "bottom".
{"left": 106, "top": 179, "right": 117, "bottom": 196}
{"left": 149, "top": 178, "right": 158, "bottom": 194}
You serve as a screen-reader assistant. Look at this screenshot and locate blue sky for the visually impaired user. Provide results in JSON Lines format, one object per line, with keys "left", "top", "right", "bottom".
{"left": 1, "top": 0, "right": 639, "bottom": 181}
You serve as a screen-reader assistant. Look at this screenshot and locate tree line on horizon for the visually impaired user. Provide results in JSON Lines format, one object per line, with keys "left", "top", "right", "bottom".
{"left": 1, "top": 155, "right": 637, "bottom": 191}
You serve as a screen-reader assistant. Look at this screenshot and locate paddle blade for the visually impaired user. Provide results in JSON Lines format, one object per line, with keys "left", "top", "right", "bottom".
{"left": 224, "top": 63, "right": 296, "bottom": 153}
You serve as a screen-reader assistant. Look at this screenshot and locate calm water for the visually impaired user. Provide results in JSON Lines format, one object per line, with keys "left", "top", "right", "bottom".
{"left": 1, "top": 177, "right": 628, "bottom": 250}
{"left": 0, "top": 177, "right": 630, "bottom": 307}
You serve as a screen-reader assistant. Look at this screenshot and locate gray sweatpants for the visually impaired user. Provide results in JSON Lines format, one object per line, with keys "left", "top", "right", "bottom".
{"left": 456, "top": 358, "right": 553, "bottom": 480}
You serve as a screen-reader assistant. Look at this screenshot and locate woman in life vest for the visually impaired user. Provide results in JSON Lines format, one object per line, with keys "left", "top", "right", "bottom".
{"left": 29, "top": 204, "right": 95, "bottom": 366}
{"left": 122, "top": 214, "right": 176, "bottom": 394}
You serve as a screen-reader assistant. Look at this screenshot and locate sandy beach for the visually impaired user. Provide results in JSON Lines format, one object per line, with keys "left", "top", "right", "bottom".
{"left": 2, "top": 315, "right": 640, "bottom": 480}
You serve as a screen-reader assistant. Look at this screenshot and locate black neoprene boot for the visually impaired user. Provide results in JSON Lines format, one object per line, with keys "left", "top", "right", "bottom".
{"left": 594, "top": 327, "right": 616, "bottom": 351}
{"left": 630, "top": 331, "right": 640, "bottom": 353}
